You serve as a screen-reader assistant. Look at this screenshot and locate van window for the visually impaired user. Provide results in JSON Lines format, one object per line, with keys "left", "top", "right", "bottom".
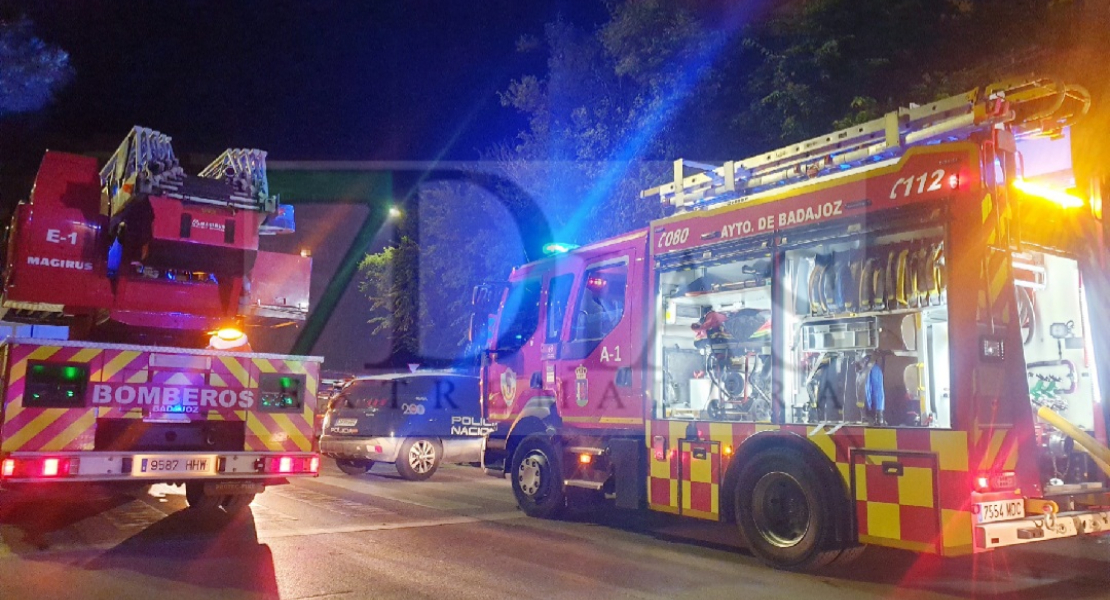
{"left": 336, "top": 379, "right": 398, "bottom": 409}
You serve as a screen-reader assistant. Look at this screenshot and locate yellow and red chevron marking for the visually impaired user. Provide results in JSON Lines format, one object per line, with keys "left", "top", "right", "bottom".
{"left": 2, "top": 344, "right": 103, "bottom": 452}
{"left": 975, "top": 192, "right": 1015, "bottom": 327}
{"left": 211, "top": 355, "right": 252, "bottom": 388}
{"left": 2, "top": 341, "right": 320, "bottom": 453}
{"left": 243, "top": 358, "right": 319, "bottom": 452}
{"left": 245, "top": 410, "right": 313, "bottom": 451}
{"left": 646, "top": 419, "right": 973, "bottom": 556}
{"left": 247, "top": 357, "right": 320, "bottom": 399}
{"left": 96, "top": 349, "right": 149, "bottom": 383}
{"left": 972, "top": 425, "right": 1019, "bottom": 472}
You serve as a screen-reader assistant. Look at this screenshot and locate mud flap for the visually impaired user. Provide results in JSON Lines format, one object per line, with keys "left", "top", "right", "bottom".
{"left": 611, "top": 438, "right": 644, "bottom": 510}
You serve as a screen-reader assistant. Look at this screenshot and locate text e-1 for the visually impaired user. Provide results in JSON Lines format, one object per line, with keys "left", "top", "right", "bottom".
{"left": 46, "top": 229, "right": 78, "bottom": 245}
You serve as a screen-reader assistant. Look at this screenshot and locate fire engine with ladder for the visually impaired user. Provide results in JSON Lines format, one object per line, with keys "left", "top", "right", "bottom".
{"left": 0, "top": 127, "right": 321, "bottom": 517}
{"left": 477, "top": 77, "right": 1110, "bottom": 569}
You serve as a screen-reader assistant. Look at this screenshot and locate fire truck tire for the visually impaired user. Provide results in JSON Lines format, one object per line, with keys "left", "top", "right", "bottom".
{"left": 511, "top": 433, "right": 566, "bottom": 519}
{"left": 735, "top": 447, "right": 840, "bottom": 571}
{"left": 396, "top": 438, "right": 441, "bottom": 481}
{"left": 221, "top": 492, "right": 257, "bottom": 515}
{"left": 336, "top": 458, "right": 375, "bottom": 476}
{"left": 185, "top": 482, "right": 256, "bottom": 516}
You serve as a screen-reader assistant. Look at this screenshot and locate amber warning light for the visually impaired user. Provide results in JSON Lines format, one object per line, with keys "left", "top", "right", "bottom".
{"left": 1013, "top": 178, "right": 1085, "bottom": 209}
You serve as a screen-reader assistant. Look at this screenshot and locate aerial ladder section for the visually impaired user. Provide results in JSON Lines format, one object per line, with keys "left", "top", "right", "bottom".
{"left": 644, "top": 77, "right": 1090, "bottom": 211}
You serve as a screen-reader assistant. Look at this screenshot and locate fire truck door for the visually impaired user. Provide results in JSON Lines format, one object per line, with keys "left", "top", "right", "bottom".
{"left": 555, "top": 252, "right": 640, "bottom": 424}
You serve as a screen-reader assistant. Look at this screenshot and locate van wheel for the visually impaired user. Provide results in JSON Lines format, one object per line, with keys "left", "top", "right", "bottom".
{"left": 735, "top": 447, "right": 840, "bottom": 571}
{"left": 396, "top": 438, "right": 441, "bottom": 480}
{"left": 511, "top": 433, "right": 565, "bottom": 519}
{"left": 336, "top": 458, "right": 374, "bottom": 476}
{"left": 185, "top": 482, "right": 256, "bottom": 517}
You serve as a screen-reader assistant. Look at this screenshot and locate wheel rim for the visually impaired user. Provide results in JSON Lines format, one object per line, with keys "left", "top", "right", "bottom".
{"left": 751, "top": 471, "right": 810, "bottom": 547}
{"left": 517, "top": 451, "right": 547, "bottom": 498}
{"left": 408, "top": 440, "right": 436, "bottom": 474}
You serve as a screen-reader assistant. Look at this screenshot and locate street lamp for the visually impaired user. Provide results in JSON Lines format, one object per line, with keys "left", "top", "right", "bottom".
{"left": 388, "top": 205, "right": 402, "bottom": 219}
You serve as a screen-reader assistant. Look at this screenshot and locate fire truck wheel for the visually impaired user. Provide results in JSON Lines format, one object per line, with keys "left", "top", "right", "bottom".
{"left": 735, "top": 447, "right": 840, "bottom": 571}
{"left": 511, "top": 433, "right": 565, "bottom": 519}
{"left": 220, "top": 492, "right": 257, "bottom": 515}
{"left": 185, "top": 482, "right": 256, "bottom": 516}
{"left": 336, "top": 458, "right": 375, "bottom": 476}
{"left": 396, "top": 438, "right": 442, "bottom": 481}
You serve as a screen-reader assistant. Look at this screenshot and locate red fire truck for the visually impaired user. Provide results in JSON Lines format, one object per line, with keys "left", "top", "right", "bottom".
{"left": 478, "top": 78, "right": 1110, "bottom": 569}
{"left": 0, "top": 127, "right": 321, "bottom": 517}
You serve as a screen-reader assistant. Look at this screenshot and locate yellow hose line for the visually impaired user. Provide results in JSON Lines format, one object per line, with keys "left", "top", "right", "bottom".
{"left": 1037, "top": 406, "right": 1110, "bottom": 480}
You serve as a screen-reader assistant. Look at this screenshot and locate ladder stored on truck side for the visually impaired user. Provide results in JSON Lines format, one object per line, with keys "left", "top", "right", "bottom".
{"left": 643, "top": 78, "right": 1090, "bottom": 212}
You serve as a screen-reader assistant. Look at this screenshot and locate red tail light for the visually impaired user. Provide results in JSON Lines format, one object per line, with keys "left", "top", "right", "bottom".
{"left": 268, "top": 455, "right": 318, "bottom": 474}
{"left": 0, "top": 457, "right": 74, "bottom": 479}
{"left": 974, "top": 471, "right": 1016, "bottom": 493}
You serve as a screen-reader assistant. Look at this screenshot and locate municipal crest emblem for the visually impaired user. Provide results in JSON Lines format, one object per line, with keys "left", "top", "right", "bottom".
{"left": 501, "top": 368, "right": 517, "bottom": 407}
{"left": 575, "top": 365, "right": 588, "bottom": 407}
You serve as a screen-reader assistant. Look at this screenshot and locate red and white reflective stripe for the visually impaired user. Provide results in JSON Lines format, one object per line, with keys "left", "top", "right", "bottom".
{"left": 0, "top": 451, "right": 320, "bottom": 482}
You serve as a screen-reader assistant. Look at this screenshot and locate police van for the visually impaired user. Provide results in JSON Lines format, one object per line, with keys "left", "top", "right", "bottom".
{"left": 319, "top": 372, "right": 493, "bottom": 480}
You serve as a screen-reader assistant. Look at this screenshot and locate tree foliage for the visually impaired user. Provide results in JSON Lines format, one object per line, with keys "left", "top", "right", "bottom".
{"left": 356, "top": 181, "right": 531, "bottom": 366}
{"left": 736, "top": 0, "right": 1071, "bottom": 146}
{"left": 358, "top": 0, "right": 722, "bottom": 364}
{"left": 495, "top": 0, "right": 725, "bottom": 243}
{"left": 357, "top": 236, "right": 419, "bottom": 358}
{"left": 0, "top": 17, "right": 71, "bottom": 117}
{"left": 358, "top": 0, "right": 1100, "bottom": 365}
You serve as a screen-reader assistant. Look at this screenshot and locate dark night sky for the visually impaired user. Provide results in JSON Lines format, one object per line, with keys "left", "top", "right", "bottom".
{"left": 2, "top": 1, "right": 607, "bottom": 176}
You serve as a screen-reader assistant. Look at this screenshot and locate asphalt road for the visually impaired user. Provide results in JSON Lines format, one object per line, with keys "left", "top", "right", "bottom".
{"left": 2, "top": 463, "right": 1109, "bottom": 600}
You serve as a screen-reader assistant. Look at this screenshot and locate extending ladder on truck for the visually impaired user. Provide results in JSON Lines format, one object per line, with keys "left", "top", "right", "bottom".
{"left": 99, "top": 126, "right": 277, "bottom": 216}
{"left": 643, "top": 77, "right": 1090, "bottom": 212}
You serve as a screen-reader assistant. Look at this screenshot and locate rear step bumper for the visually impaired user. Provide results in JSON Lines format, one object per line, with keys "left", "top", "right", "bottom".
{"left": 0, "top": 450, "right": 319, "bottom": 485}
{"left": 976, "top": 509, "right": 1110, "bottom": 549}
